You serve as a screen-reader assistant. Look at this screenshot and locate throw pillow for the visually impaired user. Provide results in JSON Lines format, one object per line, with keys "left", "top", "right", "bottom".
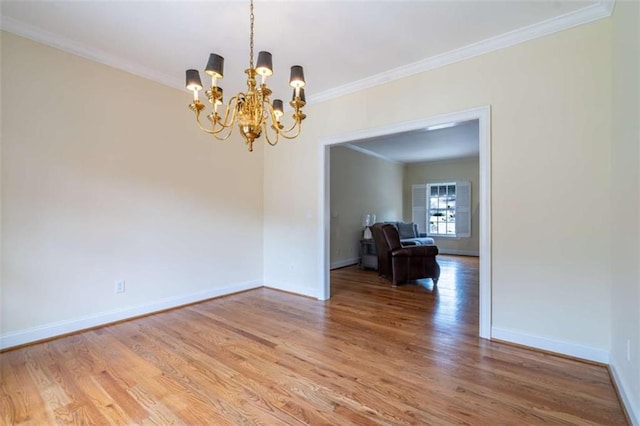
{"left": 397, "top": 222, "right": 417, "bottom": 239}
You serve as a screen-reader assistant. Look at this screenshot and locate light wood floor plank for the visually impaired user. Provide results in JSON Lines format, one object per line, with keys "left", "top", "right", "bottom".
{"left": 0, "top": 255, "right": 628, "bottom": 424}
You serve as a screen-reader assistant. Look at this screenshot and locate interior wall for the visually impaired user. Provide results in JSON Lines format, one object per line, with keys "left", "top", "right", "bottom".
{"left": 329, "top": 146, "right": 403, "bottom": 268}
{"left": 0, "top": 30, "right": 4, "bottom": 333}
{"left": 264, "top": 19, "right": 612, "bottom": 357}
{"left": 610, "top": 0, "right": 640, "bottom": 421}
{"left": 1, "top": 32, "right": 264, "bottom": 342}
{"left": 403, "top": 158, "right": 480, "bottom": 255}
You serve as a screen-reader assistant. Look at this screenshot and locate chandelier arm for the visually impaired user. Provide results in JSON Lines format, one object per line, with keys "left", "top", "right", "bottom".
{"left": 280, "top": 116, "right": 302, "bottom": 134}
{"left": 278, "top": 121, "right": 303, "bottom": 140}
{"left": 211, "top": 124, "right": 236, "bottom": 141}
{"left": 265, "top": 99, "right": 281, "bottom": 128}
{"left": 263, "top": 120, "right": 280, "bottom": 146}
{"left": 215, "top": 96, "right": 241, "bottom": 129}
{"left": 194, "top": 112, "right": 217, "bottom": 135}
{"left": 195, "top": 110, "right": 231, "bottom": 136}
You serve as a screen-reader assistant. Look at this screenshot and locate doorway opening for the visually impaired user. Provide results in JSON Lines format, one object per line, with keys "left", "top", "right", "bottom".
{"left": 319, "top": 106, "right": 491, "bottom": 339}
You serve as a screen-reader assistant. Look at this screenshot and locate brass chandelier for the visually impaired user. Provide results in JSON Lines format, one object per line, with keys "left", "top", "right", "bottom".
{"left": 185, "top": 0, "right": 307, "bottom": 152}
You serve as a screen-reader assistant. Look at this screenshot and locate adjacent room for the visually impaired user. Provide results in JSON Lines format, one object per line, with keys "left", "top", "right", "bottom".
{"left": 328, "top": 119, "right": 481, "bottom": 323}
{"left": 1, "top": 0, "right": 638, "bottom": 424}
{"left": 329, "top": 120, "right": 480, "bottom": 268}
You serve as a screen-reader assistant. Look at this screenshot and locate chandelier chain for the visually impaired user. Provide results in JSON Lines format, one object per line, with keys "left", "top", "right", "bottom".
{"left": 249, "top": 0, "right": 254, "bottom": 69}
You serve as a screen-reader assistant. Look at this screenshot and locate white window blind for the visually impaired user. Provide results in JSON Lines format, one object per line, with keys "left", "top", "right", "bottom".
{"left": 455, "top": 181, "right": 471, "bottom": 238}
{"left": 411, "top": 184, "right": 427, "bottom": 234}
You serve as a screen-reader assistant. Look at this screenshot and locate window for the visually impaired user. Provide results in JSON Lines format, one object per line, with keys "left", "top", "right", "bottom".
{"left": 412, "top": 181, "right": 471, "bottom": 238}
{"left": 428, "top": 183, "right": 457, "bottom": 236}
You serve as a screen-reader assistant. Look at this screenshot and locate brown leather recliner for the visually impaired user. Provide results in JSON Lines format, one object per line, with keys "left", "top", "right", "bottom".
{"left": 372, "top": 223, "right": 440, "bottom": 287}
{"left": 371, "top": 223, "right": 392, "bottom": 279}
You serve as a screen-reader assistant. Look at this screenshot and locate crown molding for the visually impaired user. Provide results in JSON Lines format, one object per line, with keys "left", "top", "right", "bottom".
{"left": 343, "top": 143, "right": 401, "bottom": 164}
{"left": 1, "top": 1, "right": 614, "bottom": 101}
{"left": 344, "top": 143, "right": 479, "bottom": 166}
{"left": 600, "top": 0, "right": 616, "bottom": 16}
{"left": 308, "top": 0, "right": 615, "bottom": 105}
{"left": 0, "top": 16, "right": 182, "bottom": 91}
{"left": 406, "top": 155, "right": 480, "bottom": 167}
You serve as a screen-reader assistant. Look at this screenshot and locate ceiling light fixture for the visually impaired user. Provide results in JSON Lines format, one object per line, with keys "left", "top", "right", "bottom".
{"left": 185, "top": 0, "right": 307, "bottom": 152}
{"left": 425, "top": 122, "right": 457, "bottom": 131}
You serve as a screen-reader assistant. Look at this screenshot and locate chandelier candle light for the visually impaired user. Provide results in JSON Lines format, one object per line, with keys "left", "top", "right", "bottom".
{"left": 185, "top": 0, "right": 307, "bottom": 152}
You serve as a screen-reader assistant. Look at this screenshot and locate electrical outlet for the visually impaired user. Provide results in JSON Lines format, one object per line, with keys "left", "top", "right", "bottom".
{"left": 114, "top": 280, "right": 126, "bottom": 294}
{"left": 627, "top": 339, "right": 631, "bottom": 362}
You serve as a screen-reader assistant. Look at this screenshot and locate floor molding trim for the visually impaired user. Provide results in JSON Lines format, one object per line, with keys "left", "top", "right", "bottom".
{"left": 491, "top": 327, "right": 609, "bottom": 364}
{"left": 0, "top": 280, "right": 262, "bottom": 351}
{"left": 264, "top": 283, "right": 321, "bottom": 300}
{"left": 438, "top": 249, "right": 479, "bottom": 256}
{"left": 330, "top": 257, "right": 359, "bottom": 270}
{"left": 609, "top": 362, "right": 640, "bottom": 425}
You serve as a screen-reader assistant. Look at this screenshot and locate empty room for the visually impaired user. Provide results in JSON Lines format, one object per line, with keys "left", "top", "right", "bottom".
{"left": 1, "top": 0, "right": 638, "bottom": 424}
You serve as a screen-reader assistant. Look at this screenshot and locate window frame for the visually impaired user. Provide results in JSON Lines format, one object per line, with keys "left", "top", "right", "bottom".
{"left": 412, "top": 181, "right": 471, "bottom": 239}
{"left": 427, "top": 182, "right": 458, "bottom": 238}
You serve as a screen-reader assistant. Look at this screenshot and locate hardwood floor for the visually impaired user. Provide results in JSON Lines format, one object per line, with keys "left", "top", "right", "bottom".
{"left": 1, "top": 255, "right": 628, "bottom": 424}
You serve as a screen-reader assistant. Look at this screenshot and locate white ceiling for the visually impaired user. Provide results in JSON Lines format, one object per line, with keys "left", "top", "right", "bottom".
{"left": 347, "top": 120, "right": 479, "bottom": 164}
{"left": 1, "top": 0, "right": 607, "bottom": 105}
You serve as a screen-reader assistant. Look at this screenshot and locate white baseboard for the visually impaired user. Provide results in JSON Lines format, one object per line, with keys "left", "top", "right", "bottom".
{"left": 330, "top": 257, "right": 359, "bottom": 270}
{"left": 438, "top": 249, "right": 479, "bottom": 256}
{"left": 491, "top": 327, "right": 609, "bottom": 364}
{"left": 264, "top": 282, "right": 321, "bottom": 299}
{"left": 0, "top": 280, "right": 262, "bottom": 350}
{"left": 610, "top": 362, "right": 640, "bottom": 426}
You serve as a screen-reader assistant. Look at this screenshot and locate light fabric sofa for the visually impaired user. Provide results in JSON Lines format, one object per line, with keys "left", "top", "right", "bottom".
{"left": 385, "top": 221, "right": 436, "bottom": 246}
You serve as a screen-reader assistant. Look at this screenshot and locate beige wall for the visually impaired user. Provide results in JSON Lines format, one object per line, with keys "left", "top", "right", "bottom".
{"left": 330, "top": 146, "right": 403, "bottom": 267}
{"left": 1, "top": 32, "right": 264, "bottom": 339}
{"left": 403, "top": 158, "right": 479, "bottom": 255}
{"left": 264, "top": 19, "right": 612, "bottom": 353}
{"left": 610, "top": 0, "right": 640, "bottom": 420}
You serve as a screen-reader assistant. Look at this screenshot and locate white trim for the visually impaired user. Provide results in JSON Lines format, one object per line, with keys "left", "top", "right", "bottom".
{"left": 318, "top": 142, "right": 331, "bottom": 301}
{"left": 0, "top": 16, "right": 180, "bottom": 91}
{"left": 409, "top": 156, "right": 480, "bottom": 166}
{"left": 1, "top": 2, "right": 614, "bottom": 104}
{"left": 0, "top": 280, "right": 262, "bottom": 350}
{"left": 308, "top": 1, "right": 614, "bottom": 105}
{"left": 438, "top": 249, "right": 480, "bottom": 257}
{"left": 330, "top": 257, "right": 359, "bottom": 270}
{"left": 609, "top": 362, "right": 640, "bottom": 425}
{"left": 322, "top": 108, "right": 490, "bottom": 147}
{"left": 264, "top": 283, "right": 321, "bottom": 300}
{"left": 491, "top": 327, "right": 610, "bottom": 364}
{"left": 601, "top": 0, "right": 616, "bottom": 16}
{"left": 344, "top": 143, "right": 401, "bottom": 164}
{"left": 320, "top": 106, "right": 492, "bottom": 340}
{"left": 478, "top": 107, "right": 492, "bottom": 339}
